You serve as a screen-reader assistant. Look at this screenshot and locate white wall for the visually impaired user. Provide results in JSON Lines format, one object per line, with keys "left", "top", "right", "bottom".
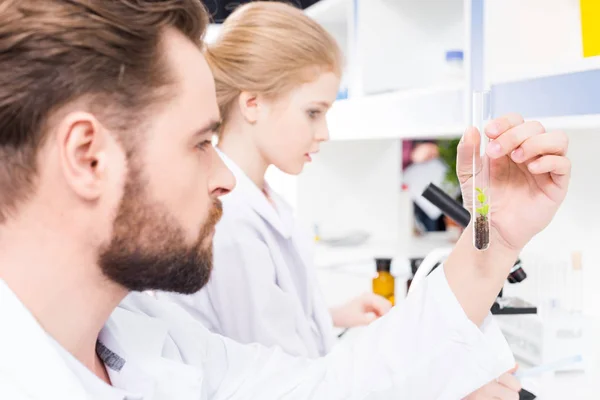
{"left": 485, "top": 0, "right": 600, "bottom": 84}
{"left": 295, "top": 139, "right": 401, "bottom": 244}
{"left": 528, "top": 129, "right": 600, "bottom": 251}
{"left": 504, "top": 128, "right": 600, "bottom": 317}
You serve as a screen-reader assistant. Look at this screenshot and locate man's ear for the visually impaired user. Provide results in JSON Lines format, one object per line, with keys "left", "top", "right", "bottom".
{"left": 56, "top": 112, "right": 110, "bottom": 201}
{"left": 237, "top": 91, "right": 260, "bottom": 124}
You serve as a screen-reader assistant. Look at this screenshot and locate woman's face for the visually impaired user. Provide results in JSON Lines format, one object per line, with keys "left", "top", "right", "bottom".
{"left": 255, "top": 71, "right": 340, "bottom": 175}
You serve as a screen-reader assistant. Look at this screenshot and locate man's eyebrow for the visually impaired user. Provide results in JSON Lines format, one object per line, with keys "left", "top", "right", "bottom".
{"left": 195, "top": 120, "right": 222, "bottom": 136}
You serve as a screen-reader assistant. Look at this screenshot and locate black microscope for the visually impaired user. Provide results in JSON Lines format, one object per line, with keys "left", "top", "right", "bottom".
{"left": 420, "top": 183, "right": 537, "bottom": 315}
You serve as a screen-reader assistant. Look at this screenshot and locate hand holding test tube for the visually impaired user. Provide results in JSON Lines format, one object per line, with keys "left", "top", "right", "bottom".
{"left": 456, "top": 110, "right": 571, "bottom": 253}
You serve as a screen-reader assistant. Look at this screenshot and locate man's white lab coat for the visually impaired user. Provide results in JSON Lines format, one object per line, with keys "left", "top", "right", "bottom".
{"left": 0, "top": 268, "right": 514, "bottom": 399}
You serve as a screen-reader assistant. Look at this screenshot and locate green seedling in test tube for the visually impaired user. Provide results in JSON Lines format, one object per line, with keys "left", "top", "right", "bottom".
{"left": 472, "top": 91, "right": 491, "bottom": 250}
{"left": 474, "top": 187, "right": 490, "bottom": 250}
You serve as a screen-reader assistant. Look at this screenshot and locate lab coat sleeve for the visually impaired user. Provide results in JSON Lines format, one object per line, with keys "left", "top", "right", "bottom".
{"left": 205, "top": 264, "right": 515, "bottom": 400}
{"left": 193, "top": 221, "right": 313, "bottom": 357}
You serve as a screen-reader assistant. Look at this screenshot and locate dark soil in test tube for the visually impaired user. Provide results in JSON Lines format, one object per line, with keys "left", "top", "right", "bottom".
{"left": 475, "top": 215, "right": 489, "bottom": 250}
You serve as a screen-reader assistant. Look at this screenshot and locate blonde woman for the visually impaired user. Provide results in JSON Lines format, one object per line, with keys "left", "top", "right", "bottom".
{"left": 163, "top": 1, "right": 392, "bottom": 359}
{"left": 163, "top": 3, "right": 553, "bottom": 398}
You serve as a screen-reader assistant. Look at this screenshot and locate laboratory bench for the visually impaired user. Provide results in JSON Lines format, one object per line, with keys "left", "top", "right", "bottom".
{"left": 314, "top": 231, "right": 457, "bottom": 304}
{"left": 315, "top": 236, "right": 600, "bottom": 399}
{"left": 502, "top": 315, "right": 599, "bottom": 400}
{"left": 333, "top": 316, "right": 599, "bottom": 399}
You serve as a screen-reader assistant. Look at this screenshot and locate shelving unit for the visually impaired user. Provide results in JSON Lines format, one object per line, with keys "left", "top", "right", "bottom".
{"left": 291, "top": 0, "right": 469, "bottom": 243}
{"left": 305, "top": 0, "right": 600, "bottom": 141}
{"left": 481, "top": 0, "right": 600, "bottom": 125}
{"left": 207, "top": 1, "right": 600, "bottom": 254}
{"left": 358, "top": 0, "right": 465, "bottom": 95}
{"left": 209, "top": 0, "right": 600, "bottom": 141}
{"left": 304, "top": 0, "right": 467, "bottom": 141}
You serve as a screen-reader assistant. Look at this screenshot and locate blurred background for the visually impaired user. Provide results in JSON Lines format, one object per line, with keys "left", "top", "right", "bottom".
{"left": 205, "top": 2, "right": 600, "bottom": 396}
{"left": 202, "top": 0, "right": 321, "bottom": 22}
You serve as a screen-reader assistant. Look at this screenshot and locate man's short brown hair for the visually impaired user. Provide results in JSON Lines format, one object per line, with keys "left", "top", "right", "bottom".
{"left": 0, "top": 0, "right": 208, "bottom": 223}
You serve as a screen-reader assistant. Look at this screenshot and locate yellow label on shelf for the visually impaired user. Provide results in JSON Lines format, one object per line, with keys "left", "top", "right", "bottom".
{"left": 581, "top": 0, "right": 600, "bottom": 57}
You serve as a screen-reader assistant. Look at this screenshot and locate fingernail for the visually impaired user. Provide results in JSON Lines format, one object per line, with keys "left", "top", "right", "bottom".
{"left": 529, "top": 161, "right": 540, "bottom": 171}
{"left": 511, "top": 148, "right": 524, "bottom": 161}
{"left": 487, "top": 142, "right": 502, "bottom": 157}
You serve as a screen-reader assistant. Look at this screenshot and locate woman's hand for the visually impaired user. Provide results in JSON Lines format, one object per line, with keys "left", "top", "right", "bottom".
{"left": 457, "top": 114, "right": 570, "bottom": 251}
{"left": 463, "top": 367, "right": 521, "bottom": 400}
{"left": 330, "top": 292, "right": 392, "bottom": 328}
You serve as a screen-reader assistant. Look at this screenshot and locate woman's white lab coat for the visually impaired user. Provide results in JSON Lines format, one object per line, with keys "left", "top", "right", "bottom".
{"left": 162, "top": 150, "right": 335, "bottom": 358}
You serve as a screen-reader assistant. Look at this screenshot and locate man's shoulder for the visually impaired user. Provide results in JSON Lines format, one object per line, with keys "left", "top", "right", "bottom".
{"left": 114, "top": 293, "right": 220, "bottom": 357}
{"left": 0, "top": 280, "right": 92, "bottom": 400}
{"left": 117, "top": 292, "right": 206, "bottom": 332}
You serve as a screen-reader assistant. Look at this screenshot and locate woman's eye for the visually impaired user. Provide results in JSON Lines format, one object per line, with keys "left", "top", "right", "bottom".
{"left": 196, "top": 140, "right": 212, "bottom": 152}
{"left": 308, "top": 109, "right": 321, "bottom": 119}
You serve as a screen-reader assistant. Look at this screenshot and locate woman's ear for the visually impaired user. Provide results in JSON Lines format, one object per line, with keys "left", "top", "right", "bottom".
{"left": 238, "top": 91, "right": 259, "bottom": 124}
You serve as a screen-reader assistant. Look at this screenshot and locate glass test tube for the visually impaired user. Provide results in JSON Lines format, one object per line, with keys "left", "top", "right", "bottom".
{"left": 472, "top": 91, "right": 491, "bottom": 250}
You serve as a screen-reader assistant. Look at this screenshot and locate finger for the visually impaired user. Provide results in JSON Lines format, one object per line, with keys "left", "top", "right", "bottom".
{"left": 486, "top": 120, "right": 546, "bottom": 159}
{"left": 486, "top": 382, "right": 520, "bottom": 400}
{"left": 497, "top": 372, "right": 522, "bottom": 392}
{"left": 457, "top": 127, "right": 480, "bottom": 183}
{"left": 365, "top": 293, "right": 392, "bottom": 316}
{"left": 528, "top": 155, "right": 571, "bottom": 189}
{"left": 485, "top": 113, "right": 525, "bottom": 139}
{"left": 529, "top": 155, "right": 572, "bottom": 174}
{"left": 510, "top": 130, "right": 569, "bottom": 163}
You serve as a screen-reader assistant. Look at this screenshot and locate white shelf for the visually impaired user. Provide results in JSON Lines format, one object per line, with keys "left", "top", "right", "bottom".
{"left": 314, "top": 232, "right": 457, "bottom": 270}
{"left": 537, "top": 114, "right": 600, "bottom": 131}
{"left": 327, "top": 84, "right": 465, "bottom": 141}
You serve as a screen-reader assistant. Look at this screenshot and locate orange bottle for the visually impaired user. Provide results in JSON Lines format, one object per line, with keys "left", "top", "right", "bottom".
{"left": 372, "top": 258, "right": 395, "bottom": 306}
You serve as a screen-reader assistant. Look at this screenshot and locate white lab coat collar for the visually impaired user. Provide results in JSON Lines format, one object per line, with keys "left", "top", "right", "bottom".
{"left": 101, "top": 306, "right": 168, "bottom": 365}
{"left": 216, "top": 147, "right": 295, "bottom": 239}
{"left": 0, "top": 279, "right": 91, "bottom": 400}
{"left": 101, "top": 298, "right": 206, "bottom": 399}
{"left": 0, "top": 280, "right": 205, "bottom": 400}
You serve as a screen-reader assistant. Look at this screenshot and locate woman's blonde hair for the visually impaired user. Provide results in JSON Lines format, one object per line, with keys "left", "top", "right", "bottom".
{"left": 205, "top": 1, "right": 343, "bottom": 128}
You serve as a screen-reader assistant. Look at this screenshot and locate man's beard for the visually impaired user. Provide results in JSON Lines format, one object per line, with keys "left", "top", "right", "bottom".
{"left": 98, "top": 163, "right": 222, "bottom": 294}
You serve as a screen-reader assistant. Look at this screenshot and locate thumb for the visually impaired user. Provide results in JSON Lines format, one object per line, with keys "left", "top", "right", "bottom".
{"left": 362, "top": 311, "right": 377, "bottom": 325}
{"left": 365, "top": 293, "right": 393, "bottom": 317}
{"left": 457, "top": 127, "right": 481, "bottom": 184}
